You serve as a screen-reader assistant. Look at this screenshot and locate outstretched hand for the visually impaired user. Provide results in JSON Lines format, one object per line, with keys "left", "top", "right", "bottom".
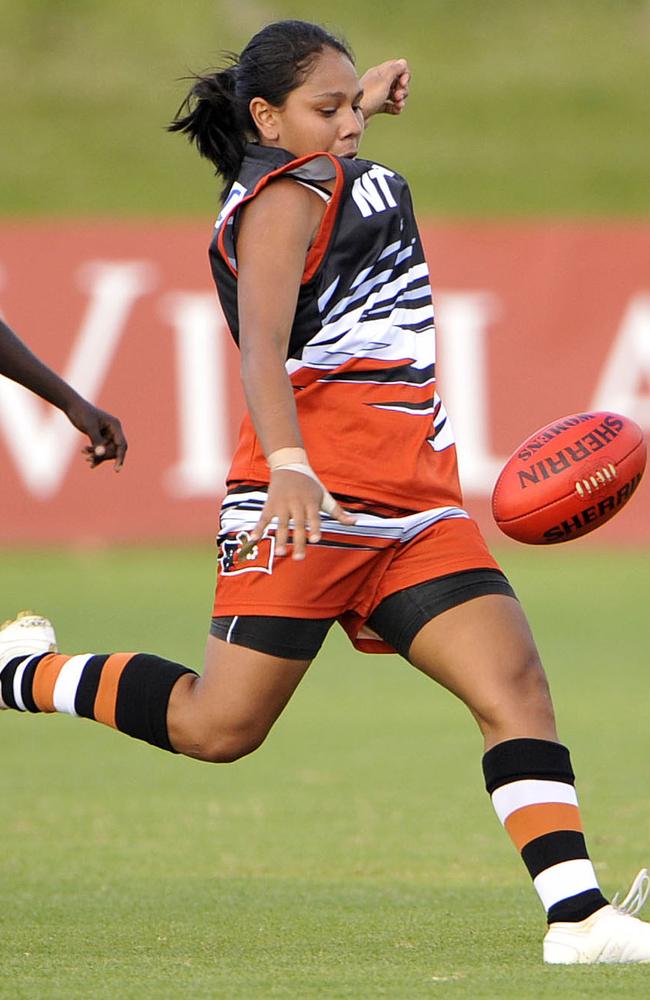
{"left": 360, "top": 58, "right": 411, "bottom": 120}
{"left": 66, "top": 398, "right": 128, "bottom": 471}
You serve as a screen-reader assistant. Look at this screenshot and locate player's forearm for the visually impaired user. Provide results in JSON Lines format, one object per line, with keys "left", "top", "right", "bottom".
{"left": 0, "top": 319, "right": 81, "bottom": 414}
{"left": 240, "top": 350, "right": 304, "bottom": 460}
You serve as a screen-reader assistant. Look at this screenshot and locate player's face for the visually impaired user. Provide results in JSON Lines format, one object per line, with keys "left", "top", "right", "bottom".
{"left": 263, "top": 47, "right": 365, "bottom": 159}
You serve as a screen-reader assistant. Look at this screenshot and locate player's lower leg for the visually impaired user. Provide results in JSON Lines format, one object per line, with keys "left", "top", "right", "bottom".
{"left": 1, "top": 613, "right": 311, "bottom": 762}
{"left": 0, "top": 612, "right": 196, "bottom": 753}
{"left": 483, "top": 737, "right": 650, "bottom": 963}
{"left": 406, "top": 596, "right": 650, "bottom": 962}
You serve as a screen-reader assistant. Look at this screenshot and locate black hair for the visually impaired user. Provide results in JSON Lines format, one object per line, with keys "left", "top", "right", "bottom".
{"left": 168, "top": 20, "right": 354, "bottom": 198}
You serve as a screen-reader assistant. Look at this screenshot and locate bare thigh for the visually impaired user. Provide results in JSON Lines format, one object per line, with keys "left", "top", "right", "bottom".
{"left": 407, "top": 594, "right": 558, "bottom": 750}
{"left": 167, "top": 635, "right": 311, "bottom": 762}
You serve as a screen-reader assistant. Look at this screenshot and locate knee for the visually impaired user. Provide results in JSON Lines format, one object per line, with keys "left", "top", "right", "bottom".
{"left": 206, "top": 727, "right": 267, "bottom": 764}
{"left": 473, "top": 646, "right": 556, "bottom": 735}
{"left": 501, "top": 646, "right": 555, "bottom": 719}
{"left": 178, "top": 720, "right": 270, "bottom": 764}
{"left": 510, "top": 647, "right": 553, "bottom": 705}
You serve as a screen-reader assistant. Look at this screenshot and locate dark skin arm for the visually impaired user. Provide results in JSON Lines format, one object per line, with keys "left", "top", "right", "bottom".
{"left": 236, "top": 179, "right": 355, "bottom": 560}
{"left": 0, "top": 317, "right": 127, "bottom": 469}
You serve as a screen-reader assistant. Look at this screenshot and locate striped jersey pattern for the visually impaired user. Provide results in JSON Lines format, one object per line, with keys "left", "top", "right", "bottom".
{"left": 210, "top": 144, "right": 462, "bottom": 514}
{"left": 218, "top": 488, "right": 468, "bottom": 554}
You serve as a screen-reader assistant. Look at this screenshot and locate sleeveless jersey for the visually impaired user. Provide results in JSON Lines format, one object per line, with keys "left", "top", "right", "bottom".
{"left": 209, "top": 143, "right": 463, "bottom": 514}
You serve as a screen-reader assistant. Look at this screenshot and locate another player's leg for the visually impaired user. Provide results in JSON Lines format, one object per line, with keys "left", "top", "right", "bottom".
{"left": 0, "top": 612, "right": 313, "bottom": 761}
{"left": 371, "top": 585, "right": 650, "bottom": 963}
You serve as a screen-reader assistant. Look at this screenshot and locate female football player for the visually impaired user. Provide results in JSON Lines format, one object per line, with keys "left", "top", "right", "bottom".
{"left": 0, "top": 317, "right": 126, "bottom": 469}
{"left": 1, "top": 19, "right": 647, "bottom": 964}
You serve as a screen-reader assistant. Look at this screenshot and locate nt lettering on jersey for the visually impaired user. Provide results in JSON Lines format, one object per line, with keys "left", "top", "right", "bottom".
{"left": 352, "top": 166, "right": 397, "bottom": 218}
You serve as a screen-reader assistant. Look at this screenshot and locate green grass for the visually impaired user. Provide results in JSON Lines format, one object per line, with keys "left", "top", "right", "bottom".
{"left": 1, "top": 544, "right": 650, "bottom": 997}
{"left": 2, "top": 3, "right": 649, "bottom": 994}
{"left": 1, "top": 1, "right": 649, "bottom": 217}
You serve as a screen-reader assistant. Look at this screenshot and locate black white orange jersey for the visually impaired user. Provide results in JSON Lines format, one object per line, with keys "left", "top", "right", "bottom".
{"left": 209, "top": 143, "right": 463, "bottom": 514}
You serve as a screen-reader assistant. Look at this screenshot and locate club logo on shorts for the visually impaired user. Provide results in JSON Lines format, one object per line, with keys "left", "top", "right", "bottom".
{"left": 219, "top": 530, "right": 275, "bottom": 576}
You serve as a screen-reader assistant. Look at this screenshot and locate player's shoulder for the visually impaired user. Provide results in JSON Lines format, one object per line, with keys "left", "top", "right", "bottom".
{"left": 238, "top": 176, "right": 325, "bottom": 248}
{"left": 246, "top": 175, "right": 324, "bottom": 221}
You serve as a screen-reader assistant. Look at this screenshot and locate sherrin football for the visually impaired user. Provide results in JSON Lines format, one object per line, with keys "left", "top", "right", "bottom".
{"left": 491, "top": 411, "right": 646, "bottom": 544}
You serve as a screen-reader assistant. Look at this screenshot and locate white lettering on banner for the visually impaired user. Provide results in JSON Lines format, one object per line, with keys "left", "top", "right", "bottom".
{"left": 161, "top": 292, "right": 231, "bottom": 497}
{"left": 591, "top": 294, "right": 650, "bottom": 428}
{"left": 435, "top": 291, "right": 507, "bottom": 495}
{"left": 0, "top": 261, "right": 155, "bottom": 499}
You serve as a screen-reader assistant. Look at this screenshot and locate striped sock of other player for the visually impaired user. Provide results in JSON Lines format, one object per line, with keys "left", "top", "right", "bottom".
{"left": 482, "top": 738, "right": 609, "bottom": 923}
{"left": 0, "top": 651, "right": 197, "bottom": 752}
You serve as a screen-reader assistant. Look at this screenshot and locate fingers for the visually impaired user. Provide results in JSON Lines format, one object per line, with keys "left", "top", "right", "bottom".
{"left": 253, "top": 471, "right": 329, "bottom": 560}
{"left": 266, "top": 498, "right": 354, "bottom": 560}
{"left": 377, "top": 58, "right": 408, "bottom": 82}
{"left": 107, "top": 418, "right": 128, "bottom": 471}
{"left": 276, "top": 500, "right": 322, "bottom": 560}
{"left": 98, "top": 415, "right": 127, "bottom": 471}
{"left": 80, "top": 410, "right": 128, "bottom": 471}
{"left": 386, "top": 70, "right": 410, "bottom": 114}
{"left": 82, "top": 439, "right": 106, "bottom": 467}
{"left": 306, "top": 501, "right": 322, "bottom": 544}
{"left": 250, "top": 505, "right": 316, "bottom": 561}
{"left": 319, "top": 487, "right": 357, "bottom": 526}
{"left": 291, "top": 516, "right": 306, "bottom": 561}
{"left": 384, "top": 59, "right": 410, "bottom": 115}
{"left": 328, "top": 502, "right": 358, "bottom": 525}
{"left": 249, "top": 472, "right": 357, "bottom": 561}
{"left": 274, "top": 505, "right": 291, "bottom": 558}
{"left": 249, "top": 507, "right": 274, "bottom": 546}
{"left": 359, "top": 58, "right": 411, "bottom": 120}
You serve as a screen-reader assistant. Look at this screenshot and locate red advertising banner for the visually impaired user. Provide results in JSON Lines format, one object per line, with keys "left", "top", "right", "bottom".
{"left": 0, "top": 221, "right": 648, "bottom": 544}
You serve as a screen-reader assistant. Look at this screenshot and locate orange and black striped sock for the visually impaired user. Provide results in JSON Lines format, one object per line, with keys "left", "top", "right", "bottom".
{"left": 0, "top": 652, "right": 196, "bottom": 752}
{"left": 483, "top": 738, "right": 609, "bottom": 924}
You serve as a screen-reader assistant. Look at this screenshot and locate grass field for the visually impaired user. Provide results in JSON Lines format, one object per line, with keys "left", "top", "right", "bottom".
{"left": 2, "top": 1, "right": 649, "bottom": 217}
{"left": 2, "top": 2, "right": 650, "bottom": 996}
{"left": 1, "top": 543, "right": 650, "bottom": 998}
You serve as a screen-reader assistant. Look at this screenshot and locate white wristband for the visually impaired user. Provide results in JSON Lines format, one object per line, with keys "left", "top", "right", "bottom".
{"left": 271, "top": 462, "right": 338, "bottom": 515}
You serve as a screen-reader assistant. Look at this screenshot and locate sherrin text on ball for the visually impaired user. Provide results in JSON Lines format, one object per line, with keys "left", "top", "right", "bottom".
{"left": 491, "top": 411, "right": 646, "bottom": 543}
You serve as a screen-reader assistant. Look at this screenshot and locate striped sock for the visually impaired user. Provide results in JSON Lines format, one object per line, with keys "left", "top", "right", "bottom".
{"left": 482, "top": 738, "right": 609, "bottom": 923}
{"left": 0, "top": 651, "right": 196, "bottom": 752}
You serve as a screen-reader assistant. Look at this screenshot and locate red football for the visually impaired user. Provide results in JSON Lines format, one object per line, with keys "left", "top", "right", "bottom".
{"left": 492, "top": 411, "right": 646, "bottom": 544}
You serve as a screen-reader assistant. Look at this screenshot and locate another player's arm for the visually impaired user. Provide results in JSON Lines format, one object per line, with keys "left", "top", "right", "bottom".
{"left": 0, "top": 317, "right": 127, "bottom": 469}
{"left": 236, "top": 179, "right": 355, "bottom": 560}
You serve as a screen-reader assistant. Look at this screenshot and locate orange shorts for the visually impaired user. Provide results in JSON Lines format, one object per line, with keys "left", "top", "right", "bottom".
{"left": 213, "top": 491, "right": 503, "bottom": 654}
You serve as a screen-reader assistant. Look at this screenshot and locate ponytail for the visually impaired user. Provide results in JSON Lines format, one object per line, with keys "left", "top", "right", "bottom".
{"left": 169, "top": 20, "right": 354, "bottom": 200}
{"left": 168, "top": 64, "right": 247, "bottom": 193}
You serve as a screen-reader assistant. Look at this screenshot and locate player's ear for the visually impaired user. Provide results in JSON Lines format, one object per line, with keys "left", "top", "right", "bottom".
{"left": 249, "top": 98, "right": 280, "bottom": 141}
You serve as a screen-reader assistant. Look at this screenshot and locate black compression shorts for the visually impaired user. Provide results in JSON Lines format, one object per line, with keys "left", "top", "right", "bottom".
{"left": 210, "top": 567, "right": 516, "bottom": 662}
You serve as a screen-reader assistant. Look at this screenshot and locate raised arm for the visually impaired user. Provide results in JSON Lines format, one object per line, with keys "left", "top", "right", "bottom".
{"left": 0, "top": 317, "right": 127, "bottom": 470}
{"left": 236, "top": 179, "right": 355, "bottom": 560}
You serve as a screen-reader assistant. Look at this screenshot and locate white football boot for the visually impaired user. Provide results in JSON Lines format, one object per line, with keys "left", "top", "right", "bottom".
{"left": 544, "top": 869, "right": 650, "bottom": 964}
{"left": 0, "top": 611, "right": 57, "bottom": 708}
